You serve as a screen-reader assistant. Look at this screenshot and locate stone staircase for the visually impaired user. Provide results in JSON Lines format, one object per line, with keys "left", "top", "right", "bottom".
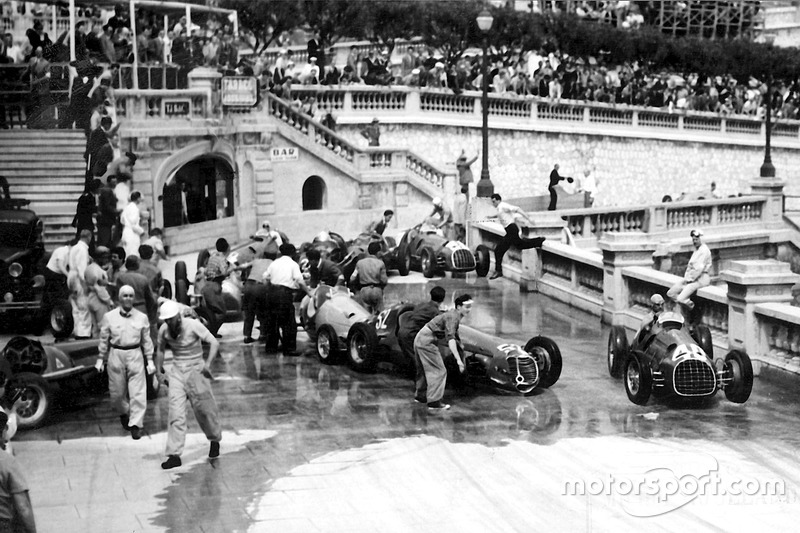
{"left": 0, "top": 130, "right": 86, "bottom": 251}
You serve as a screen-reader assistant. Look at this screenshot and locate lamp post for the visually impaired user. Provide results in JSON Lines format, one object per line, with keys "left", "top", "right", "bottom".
{"left": 476, "top": 9, "right": 494, "bottom": 197}
{"left": 761, "top": 33, "right": 777, "bottom": 178}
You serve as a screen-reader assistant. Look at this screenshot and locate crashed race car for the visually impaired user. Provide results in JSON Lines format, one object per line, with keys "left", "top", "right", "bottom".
{"left": 607, "top": 311, "right": 753, "bottom": 405}
{"left": 392, "top": 224, "right": 491, "bottom": 278}
{"left": 300, "top": 230, "right": 403, "bottom": 281}
{"left": 0, "top": 336, "right": 159, "bottom": 429}
{"left": 308, "top": 285, "right": 562, "bottom": 395}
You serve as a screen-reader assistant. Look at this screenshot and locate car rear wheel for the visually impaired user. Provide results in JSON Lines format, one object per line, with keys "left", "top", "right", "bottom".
{"left": 420, "top": 246, "right": 437, "bottom": 278}
{"left": 50, "top": 302, "right": 74, "bottom": 339}
{"left": 316, "top": 325, "right": 340, "bottom": 365}
{"left": 475, "top": 245, "right": 491, "bottom": 277}
{"left": 723, "top": 349, "right": 753, "bottom": 404}
{"left": 607, "top": 325, "right": 629, "bottom": 378}
{"left": 624, "top": 352, "right": 652, "bottom": 405}
{"left": 397, "top": 244, "right": 410, "bottom": 276}
{"left": 524, "top": 336, "right": 562, "bottom": 388}
{"left": 175, "top": 279, "right": 190, "bottom": 305}
{"left": 14, "top": 372, "right": 52, "bottom": 430}
{"left": 346, "top": 322, "right": 379, "bottom": 372}
{"left": 693, "top": 325, "right": 714, "bottom": 360}
{"left": 175, "top": 260, "right": 188, "bottom": 283}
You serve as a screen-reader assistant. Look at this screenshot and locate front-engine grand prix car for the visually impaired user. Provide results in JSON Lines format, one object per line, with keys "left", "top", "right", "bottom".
{"left": 607, "top": 312, "right": 753, "bottom": 405}
{"left": 391, "top": 224, "right": 491, "bottom": 278}
{"left": 309, "top": 285, "right": 562, "bottom": 395}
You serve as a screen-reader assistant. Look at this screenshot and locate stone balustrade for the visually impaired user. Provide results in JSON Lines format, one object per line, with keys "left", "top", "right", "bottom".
{"left": 115, "top": 88, "right": 212, "bottom": 121}
{"left": 290, "top": 85, "right": 800, "bottom": 148}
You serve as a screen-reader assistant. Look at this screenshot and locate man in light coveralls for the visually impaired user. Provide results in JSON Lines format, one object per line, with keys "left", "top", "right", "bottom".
{"left": 155, "top": 300, "right": 222, "bottom": 470}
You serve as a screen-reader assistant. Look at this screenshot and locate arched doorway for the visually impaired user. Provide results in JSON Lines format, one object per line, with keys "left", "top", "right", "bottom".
{"left": 162, "top": 156, "right": 235, "bottom": 228}
{"left": 302, "top": 175, "right": 326, "bottom": 211}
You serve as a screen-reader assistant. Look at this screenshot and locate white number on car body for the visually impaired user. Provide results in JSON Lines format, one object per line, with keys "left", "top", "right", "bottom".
{"left": 375, "top": 310, "right": 391, "bottom": 330}
{"left": 496, "top": 343, "right": 522, "bottom": 354}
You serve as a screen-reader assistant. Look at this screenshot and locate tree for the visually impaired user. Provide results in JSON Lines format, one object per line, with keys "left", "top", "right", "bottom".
{"left": 219, "top": 0, "right": 301, "bottom": 55}
{"left": 417, "top": 0, "right": 483, "bottom": 66}
{"left": 300, "top": 0, "right": 362, "bottom": 49}
{"left": 358, "top": 0, "right": 421, "bottom": 56}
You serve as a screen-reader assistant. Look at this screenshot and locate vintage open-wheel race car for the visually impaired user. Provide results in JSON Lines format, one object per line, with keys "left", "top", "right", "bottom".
{"left": 389, "top": 224, "right": 491, "bottom": 278}
{"left": 307, "top": 285, "right": 562, "bottom": 395}
{"left": 607, "top": 311, "right": 753, "bottom": 405}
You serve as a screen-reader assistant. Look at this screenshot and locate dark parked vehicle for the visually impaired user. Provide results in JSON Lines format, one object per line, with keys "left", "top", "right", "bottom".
{"left": 391, "top": 224, "right": 490, "bottom": 278}
{"left": 607, "top": 312, "right": 753, "bottom": 405}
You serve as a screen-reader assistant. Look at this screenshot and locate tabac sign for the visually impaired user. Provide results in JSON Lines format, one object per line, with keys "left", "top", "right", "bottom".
{"left": 221, "top": 76, "right": 258, "bottom": 107}
{"left": 164, "top": 99, "right": 191, "bottom": 117}
{"left": 270, "top": 147, "right": 299, "bottom": 161}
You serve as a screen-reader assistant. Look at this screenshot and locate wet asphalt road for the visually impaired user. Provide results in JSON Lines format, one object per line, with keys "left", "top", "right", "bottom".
{"left": 9, "top": 274, "right": 800, "bottom": 532}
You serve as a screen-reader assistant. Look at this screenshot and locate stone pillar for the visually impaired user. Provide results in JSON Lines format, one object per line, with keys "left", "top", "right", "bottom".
{"left": 188, "top": 67, "right": 222, "bottom": 113}
{"left": 598, "top": 233, "right": 657, "bottom": 325}
{"left": 721, "top": 260, "right": 799, "bottom": 373}
{"left": 749, "top": 177, "right": 785, "bottom": 226}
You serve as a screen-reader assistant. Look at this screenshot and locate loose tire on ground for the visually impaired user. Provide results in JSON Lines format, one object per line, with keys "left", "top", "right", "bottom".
{"left": 346, "top": 322, "right": 379, "bottom": 372}
{"left": 624, "top": 352, "right": 652, "bottom": 405}
{"left": 396, "top": 244, "right": 410, "bottom": 276}
{"left": 420, "top": 246, "right": 437, "bottom": 278}
{"left": 316, "top": 325, "right": 340, "bottom": 365}
{"left": 607, "top": 325, "right": 629, "bottom": 378}
{"left": 13, "top": 372, "right": 52, "bottom": 430}
{"left": 723, "top": 349, "right": 754, "bottom": 404}
{"left": 475, "top": 245, "right": 491, "bottom": 277}
{"left": 175, "top": 279, "right": 190, "bottom": 305}
{"left": 50, "top": 302, "right": 74, "bottom": 339}
{"left": 175, "top": 261, "right": 188, "bottom": 283}
{"left": 524, "top": 336, "right": 562, "bottom": 389}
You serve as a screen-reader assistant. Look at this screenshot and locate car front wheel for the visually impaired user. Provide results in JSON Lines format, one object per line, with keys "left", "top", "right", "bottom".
{"left": 316, "top": 325, "right": 340, "bottom": 365}
{"left": 607, "top": 326, "right": 629, "bottom": 378}
{"left": 524, "top": 336, "right": 562, "bottom": 389}
{"left": 346, "top": 322, "right": 379, "bottom": 372}
{"left": 14, "top": 372, "right": 52, "bottom": 430}
{"left": 474, "top": 245, "right": 491, "bottom": 277}
{"left": 624, "top": 352, "right": 652, "bottom": 405}
{"left": 420, "top": 246, "right": 437, "bottom": 278}
{"left": 723, "top": 349, "right": 753, "bottom": 404}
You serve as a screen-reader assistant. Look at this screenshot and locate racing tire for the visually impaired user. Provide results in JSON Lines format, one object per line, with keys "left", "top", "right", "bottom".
{"left": 146, "top": 356, "right": 161, "bottom": 400}
{"left": 197, "top": 249, "right": 210, "bottom": 271}
{"left": 175, "top": 260, "right": 188, "bottom": 283}
{"left": 693, "top": 325, "right": 714, "bottom": 360}
{"left": 194, "top": 306, "right": 219, "bottom": 336}
{"left": 524, "top": 336, "right": 562, "bottom": 389}
{"left": 50, "top": 302, "right": 74, "bottom": 340}
{"left": 14, "top": 372, "right": 52, "bottom": 430}
{"left": 607, "top": 325, "right": 629, "bottom": 378}
{"left": 723, "top": 350, "right": 754, "bottom": 404}
{"left": 384, "top": 236, "right": 397, "bottom": 249}
{"left": 397, "top": 244, "right": 411, "bottom": 276}
{"left": 161, "top": 279, "right": 173, "bottom": 300}
{"left": 420, "top": 246, "right": 437, "bottom": 279}
{"left": 175, "top": 279, "right": 190, "bottom": 305}
{"left": 316, "top": 325, "right": 340, "bottom": 365}
{"left": 475, "top": 245, "right": 491, "bottom": 278}
{"left": 624, "top": 352, "right": 652, "bottom": 405}
{"left": 346, "top": 322, "right": 379, "bottom": 373}
{"left": 1, "top": 336, "right": 47, "bottom": 374}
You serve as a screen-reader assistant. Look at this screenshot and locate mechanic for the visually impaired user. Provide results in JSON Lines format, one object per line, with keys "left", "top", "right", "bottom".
{"left": 306, "top": 249, "right": 344, "bottom": 288}
{"left": 365, "top": 209, "right": 394, "bottom": 238}
{"left": 202, "top": 238, "right": 242, "bottom": 337}
{"left": 106, "top": 246, "right": 126, "bottom": 301}
{"left": 241, "top": 243, "right": 272, "bottom": 344}
{"left": 489, "top": 194, "right": 545, "bottom": 279}
{"left": 263, "top": 243, "right": 312, "bottom": 356}
{"left": 637, "top": 294, "right": 665, "bottom": 342}
{"left": 425, "top": 197, "right": 453, "bottom": 238}
{"left": 0, "top": 411, "right": 36, "bottom": 533}
{"left": 667, "top": 229, "right": 712, "bottom": 311}
{"left": 349, "top": 241, "right": 388, "bottom": 315}
{"left": 116, "top": 255, "right": 158, "bottom": 344}
{"left": 414, "top": 294, "right": 472, "bottom": 412}
{"left": 67, "top": 229, "right": 93, "bottom": 339}
{"left": 255, "top": 220, "right": 283, "bottom": 257}
{"left": 398, "top": 286, "right": 446, "bottom": 404}
{"left": 156, "top": 301, "right": 222, "bottom": 470}
{"left": 43, "top": 238, "right": 72, "bottom": 312}
{"left": 84, "top": 250, "right": 114, "bottom": 337}
{"left": 97, "top": 285, "right": 154, "bottom": 440}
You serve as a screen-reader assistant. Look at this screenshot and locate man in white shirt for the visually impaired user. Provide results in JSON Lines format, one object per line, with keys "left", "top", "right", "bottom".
{"left": 262, "top": 243, "right": 312, "bottom": 356}
{"left": 68, "top": 230, "right": 93, "bottom": 338}
{"left": 489, "top": 193, "right": 545, "bottom": 279}
{"left": 667, "top": 229, "right": 712, "bottom": 311}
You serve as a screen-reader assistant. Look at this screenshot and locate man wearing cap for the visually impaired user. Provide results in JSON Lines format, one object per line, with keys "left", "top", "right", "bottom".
{"left": 349, "top": 242, "right": 388, "bottom": 315}
{"left": 636, "top": 294, "right": 665, "bottom": 342}
{"left": 0, "top": 411, "right": 36, "bottom": 532}
{"left": 97, "top": 284, "right": 154, "bottom": 440}
{"left": 156, "top": 300, "right": 222, "bottom": 470}
{"left": 263, "top": 243, "right": 313, "bottom": 356}
{"left": 360, "top": 118, "right": 381, "bottom": 147}
{"left": 667, "top": 229, "right": 712, "bottom": 310}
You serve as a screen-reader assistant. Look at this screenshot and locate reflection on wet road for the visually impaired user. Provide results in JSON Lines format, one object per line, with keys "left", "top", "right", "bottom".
{"left": 14, "top": 276, "right": 800, "bottom": 532}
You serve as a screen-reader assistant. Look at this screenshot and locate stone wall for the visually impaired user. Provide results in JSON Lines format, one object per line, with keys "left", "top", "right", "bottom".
{"left": 338, "top": 124, "right": 800, "bottom": 208}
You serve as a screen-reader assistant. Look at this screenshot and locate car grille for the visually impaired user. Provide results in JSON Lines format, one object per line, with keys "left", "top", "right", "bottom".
{"left": 452, "top": 249, "right": 475, "bottom": 270}
{"left": 510, "top": 355, "right": 538, "bottom": 391}
{"left": 673, "top": 359, "right": 716, "bottom": 396}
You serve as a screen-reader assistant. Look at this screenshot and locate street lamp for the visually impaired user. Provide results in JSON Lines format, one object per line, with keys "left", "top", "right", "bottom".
{"left": 476, "top": 8, "right": 494, "bottom": 197}
{"left": 761, "top": 33, "right": 777, "bottom": 178}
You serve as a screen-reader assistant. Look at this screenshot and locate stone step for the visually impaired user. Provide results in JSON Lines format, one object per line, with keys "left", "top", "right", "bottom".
{"left": 1, "top": 161, "right": 86, "bottom": 170}
{"left": 2, "top": 169, "right": 85, "bottom": 179}
{"left": 0, "top": 144, "right": 86, "bottom": 154}
{"left": 0, "top": 153, "right": 86, "bottom": 162}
